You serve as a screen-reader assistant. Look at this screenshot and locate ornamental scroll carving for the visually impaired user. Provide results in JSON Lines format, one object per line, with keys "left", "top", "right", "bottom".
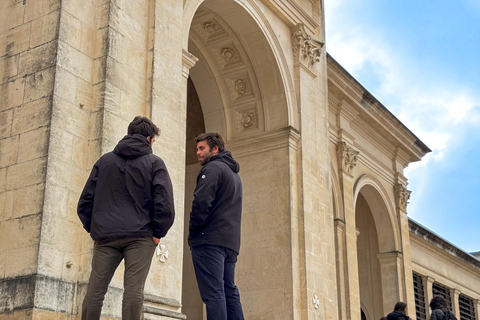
{"left": 292, "top": 23, "right": 324, "bottom": 69}
{"left": 395, "top": 183, "right": 411, "bottom": 212}
{"left": 336, "top": 142, "right": 359, "bottom": 175}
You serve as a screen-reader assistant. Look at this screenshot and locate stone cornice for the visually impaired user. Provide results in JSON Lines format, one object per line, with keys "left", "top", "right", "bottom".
{"left": 409, "top": 219, "right": 480, "bottom": 271}
{"left": 327, "top": 54, "right": 431, "bottom": 165}
{"left": 261, "top": 0, "right": 319, "bottom": 33}
{"left": 182, "top": 49, "right": 199, "bottom": 78}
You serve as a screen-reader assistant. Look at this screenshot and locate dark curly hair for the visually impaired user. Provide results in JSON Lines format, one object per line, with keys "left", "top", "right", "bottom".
{"left": 194, "top": 132, "right": 225, "bottom": 152}
{"left": 430, "top": 295, "right": 448, "bottom": 311}
{"left": 127, "top": 116, "right": 160, "bottom": 138}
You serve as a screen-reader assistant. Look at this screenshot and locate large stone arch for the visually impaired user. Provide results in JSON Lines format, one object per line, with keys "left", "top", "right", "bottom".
{"left": 182, "top": 0, "right": 295, "bottom": 135}
{"left": 181, "top": 1, "right": 300, "bottom": 319}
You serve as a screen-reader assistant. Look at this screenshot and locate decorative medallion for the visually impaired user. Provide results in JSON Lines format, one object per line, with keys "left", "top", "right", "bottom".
{"left": 395, "top": 183, "right": 411, "bottom": 212}
{"left": 313, "top": 295, "right": 320, "bottom": 309}
{"left": 241, "top": 112, "right": 255, "bottom": 128}
{"left": 336, "top": 142, "right": 359, "bottom": 175}
{"left": 292, "top": 23, "right": 324, "bottom": 69}
{"left": 221, "top": 47, "right": 237, "bottom": 62}
{"left": 156, "top": 244, "right": 169, "bottom": 263}
{"left": 203, "top": 21, "right": 220, "bottom": 33}
{"left": 235, "top": 79, "right": 248, "bottom": 95}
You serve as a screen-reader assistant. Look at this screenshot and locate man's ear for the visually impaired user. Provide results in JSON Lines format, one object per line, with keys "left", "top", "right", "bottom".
{"left": 212, "top": 145, "right": 219, "bottom": 155}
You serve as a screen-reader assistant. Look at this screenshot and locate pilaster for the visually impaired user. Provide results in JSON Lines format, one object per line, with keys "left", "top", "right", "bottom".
{"left": 424, "top": 276, "right": 436, "bottom": 319}
{"left": 377, "top": 251, "right": 403, "bottom": 315}
{"left": 335, "top": 141, "right": 360, "bottom": 320}
{"left": 450, "top": 288, "right": 461, "bottom": 319}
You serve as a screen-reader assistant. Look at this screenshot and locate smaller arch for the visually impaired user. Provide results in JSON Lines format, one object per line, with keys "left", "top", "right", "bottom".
{"left": 353, "top": 174, "right": 400, "bottom": 253}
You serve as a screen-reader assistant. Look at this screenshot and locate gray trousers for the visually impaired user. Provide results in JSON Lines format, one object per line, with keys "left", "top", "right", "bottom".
{"left": 81, "top": 237, "right": 157, "bottom": 320}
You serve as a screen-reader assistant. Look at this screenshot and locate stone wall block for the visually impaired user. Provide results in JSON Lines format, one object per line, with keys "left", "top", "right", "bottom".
{"left": 17, "top": 126, "right": 49, "bottom": 163}
{"left": 11, "top": 183, "right": 44, "bottom": 219}
{"left": 0, "top": 110, "right": 14, "bottom": 139}
{"left": 5, "top": 157, "right": 47, "bottom": 191}
{"left": 54, "top": 67, "right": 77, "bottom": 105}
{"left": 93, "top": 27, "right": 108, "bottom": 59}
{"left": 0, "top": 214, "right": 41, "bottom": 251}
{"left": 57, "top": 42, "right": 92, "bottom": 82}
{"left": 24, "top": 0, "right": 60, "bottom": 23}
{"left": 1, "top": 1, "right": 26, "bottom": 31}
{"left": 11, "top": 96, "right": 52, "bottom": 135}
{"left": 0, "top": 55, "right": 20, "bottom": 84}
{"left": 18, "top": 40, "right": 57, "bottom": 76}
{"left": 52, "top": 99, "right": 90, "bottom": 139}
{"left": 0, "top": 167, "right": 6, "bottom": 192}
{"left": 95, "top": 3, "right": 110, "bottom": 30}
{"left": 34, "top": 276, "right": 76, "bottom": 313}
{"left": 24, "top": 67, "right": 55, "bottom": 103}
{"left": 0, "top": 76, "right": 25, "bottom": 112}
{"left": 0, "top": 135, "right": 19, "bottom": 168}
{"left": 72, "top": 136, "right": 88, "bottom": 169}
{"left": 0, "top": 22, "right": 31, "bottom": 58}
{"left": 92, "top": 57, "right": 106, "bottom": 84}
{"left": 46, "top": 158, "right": 86, "bottom": 194}
{"left": 0, "top": 191, "right": 13, "bottom": 221}
{"left": 77, "top": 78, "right": 93, "bottom": 110}
{"left": 58, "top": 10, "right": 83, "bottom": 49}
{"left": 30, "top": 10, "right": 60, "bottom": 49}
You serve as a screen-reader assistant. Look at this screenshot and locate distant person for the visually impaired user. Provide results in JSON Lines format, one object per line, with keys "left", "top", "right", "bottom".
{"left": 78, "top": 116, "right": 175, "bottom": 320}
{"left": 430, "top": 296, "right": 457, "bottom": 320}
{"left": 188, "top": 132, "right": 244, "bottom": 320}
{"left": 387, "top": 302, "right": 410, "bottom": 320}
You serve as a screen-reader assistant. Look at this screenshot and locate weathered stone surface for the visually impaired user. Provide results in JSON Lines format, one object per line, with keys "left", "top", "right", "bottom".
{"left": 24, "top": 0, "right": 60, "bottom": 23}
{"left": 5, "top": 158, "right": 47, "bottom": 191}
{"left": 30, "top": 10, "right": 60, "bottom": 49}
{"left": 24, "top": 67, "right": 55, "bottom": 103}
{"left": 18, "top": 41, "right": 57, "bottom": 76}
{"left": 0, "top": 110, "right": 13, "bottom": 140}
{"left": 0, "top": 55, "right": 19, "bottom": 84}
{"left": 0, "top": 23, "right": 31, "bottom": 57}
{"left": 0, "top": 135, "right": 19, "bottom": 168}
{"left": 11, "top": 97, "right": 52, "bottom": 135}
{"left": 0, "top": 77, "right": 25, "bottom": 112}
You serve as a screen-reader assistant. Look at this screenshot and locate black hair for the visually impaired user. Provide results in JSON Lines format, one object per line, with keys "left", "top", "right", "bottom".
{"left": 394, "top": 302, "right": 407, "bottom": 312}
{"left": 127, "top": 116, "right": 160, "bottom": 138}
{"left": 430, "top": 296, "right": 448, "bottom": 311}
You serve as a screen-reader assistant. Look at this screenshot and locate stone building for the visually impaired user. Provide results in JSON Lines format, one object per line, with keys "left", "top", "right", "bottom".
{"left": 0, "top": 0, "right": 479, "bottom": 320}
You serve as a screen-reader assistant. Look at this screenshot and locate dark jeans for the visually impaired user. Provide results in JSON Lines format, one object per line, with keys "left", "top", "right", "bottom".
{"left": 81, "top": 237, "right": 156, "bottom": 320}
{"left": 191, "top": 244, "right": 244, "bottom": 320}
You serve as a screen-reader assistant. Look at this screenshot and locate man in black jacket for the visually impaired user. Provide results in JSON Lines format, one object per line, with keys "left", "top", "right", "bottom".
{"left": 188, "top": 132, "right": 244, "bottom": 320}
{"left": 78, "top": 116, "right": 175, "bottom": 320}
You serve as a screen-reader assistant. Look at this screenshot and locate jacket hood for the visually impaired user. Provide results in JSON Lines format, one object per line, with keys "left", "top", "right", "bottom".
{"left": 210, "top": 151, "right": 240, "bottom": 173}
{"left": 113, "top": 134, "right": 152, "bottom": 159}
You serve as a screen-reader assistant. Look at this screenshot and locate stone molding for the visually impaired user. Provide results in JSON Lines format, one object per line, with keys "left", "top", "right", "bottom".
{"left": 261, "top": 0, "right": 319, "bottom": 33}
{"left": 336, "top": 142, "right": 359, "bottom": 176}
{"left": 182, "top": 49, "right": 199, "bottom": 79}
{"left": 394, "top": 183, "right": 411, "bottom": 212}
{"left": 292, "top": 23, "right": 324, "bottom": 70}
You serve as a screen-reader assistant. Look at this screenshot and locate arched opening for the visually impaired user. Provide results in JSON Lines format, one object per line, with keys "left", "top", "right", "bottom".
{"left": 356, "top": 192, "right": 383, "bottom": 320}
{"left": 354, "top": 178, "right": 400, "bottom": 319}
{"left": 182, "top": 1, "right": 292, "bottom": 319}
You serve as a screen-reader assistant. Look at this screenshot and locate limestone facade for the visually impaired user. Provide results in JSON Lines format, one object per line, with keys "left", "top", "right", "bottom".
{"left": 0, "top": 1, "right": 479, "bottom": 320}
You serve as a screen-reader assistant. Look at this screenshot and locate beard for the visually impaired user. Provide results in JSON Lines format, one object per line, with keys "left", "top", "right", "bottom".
{"left": 199, "top": 150, "right": 215, "bottom": 166}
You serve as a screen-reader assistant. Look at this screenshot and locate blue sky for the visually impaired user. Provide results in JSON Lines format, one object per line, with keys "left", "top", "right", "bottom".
{"left": 324, "top": 1, "right": 480, "bottom": 253}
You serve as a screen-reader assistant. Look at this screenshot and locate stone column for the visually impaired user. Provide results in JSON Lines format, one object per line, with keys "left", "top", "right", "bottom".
{"left": 377, "top": 252, "right": 403, "bottom": 314}
{"left": 336, "top": 141, "right": 361, "bottom": 320}
{"left": 291, "top": 23, "right": 337, "bottom": 319}
{"left": 334, "top": 219, "right": 348, "bottom": 320}
{"left": 450, "top": 289, "right": 461, "bottom": 319}
{"left": 474, "top": 299, "right": 480, "bottom": 320}
{"left": 394, "top": 173, "right": 417, "bottom": 317}
{"left": 423, "top": 276, "right": 436, "bottom": 319}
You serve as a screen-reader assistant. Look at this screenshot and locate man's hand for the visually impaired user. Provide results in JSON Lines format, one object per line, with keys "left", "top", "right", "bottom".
{"left": 153, "top": 237, "right": 160, "bottom": 245}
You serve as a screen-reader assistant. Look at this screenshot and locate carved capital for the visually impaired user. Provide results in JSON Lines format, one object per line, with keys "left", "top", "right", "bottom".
{"left": 292, "top": 23, "right": 324, "bottom": 69}
{"left": 394, "top": 183, "right": 411, "bottom": 212}
{"left": 336, "top": 142, "right": 359, "bottom": 175}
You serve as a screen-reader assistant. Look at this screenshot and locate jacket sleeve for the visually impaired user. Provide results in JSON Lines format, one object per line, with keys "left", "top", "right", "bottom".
{"left": 431, "top": 310, "right": 442, "bottom": 320}
{"left": 189, "top": 164, "right": 222, "bottom": 237}
{"left": 152, "top": 159, "right": 175, "bottom": 238}
{"left": 77, "top": 163, "right": 99, "bottom": 233}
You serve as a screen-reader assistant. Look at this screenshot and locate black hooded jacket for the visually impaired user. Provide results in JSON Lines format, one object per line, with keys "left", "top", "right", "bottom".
{"left": 188, "top": 151, "right": 242, "bottom": 253}
{"left": 387, "top": 311, "right": 410, "bottom": 320}
{"left": 77, "top": 134, "right": 175, "bottom": 240}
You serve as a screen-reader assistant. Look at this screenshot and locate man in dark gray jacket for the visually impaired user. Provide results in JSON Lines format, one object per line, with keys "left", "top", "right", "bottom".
{"left": 78, "top": 116, "right": 175, "bottom": 320}
{"left": 188, "top": 132, "right": 244, "bottom": 320}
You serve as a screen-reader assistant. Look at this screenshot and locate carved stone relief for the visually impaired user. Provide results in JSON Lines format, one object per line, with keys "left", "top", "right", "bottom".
{"left": 292, "top": 23, "right": 324, "bottom": 69}
{"left": 395, "top": 183, "right": 411, "bottom": 212}
{"left": 235, "top": 106, "right": 258, "bottom": 133}
{"left": 336, "top": 142, "right": 359, "bottom": 175}
{"left": 191, "top": 18, "right": 229, "bottom": 44}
